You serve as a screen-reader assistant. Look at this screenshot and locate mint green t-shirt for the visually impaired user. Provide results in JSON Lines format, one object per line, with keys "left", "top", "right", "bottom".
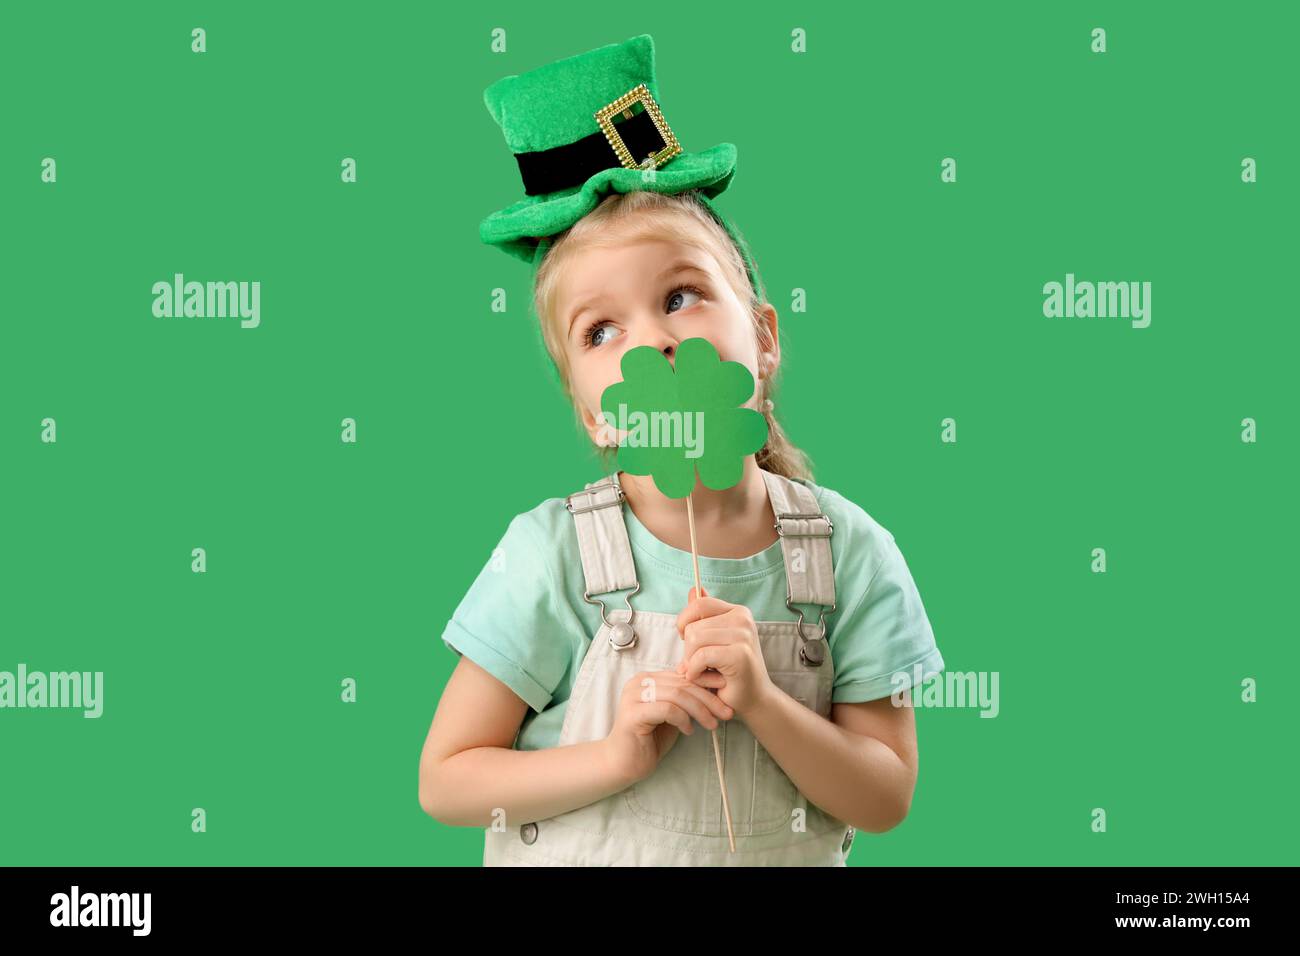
{"left": 440, "top": 476, "right": 945, "bottom": 752}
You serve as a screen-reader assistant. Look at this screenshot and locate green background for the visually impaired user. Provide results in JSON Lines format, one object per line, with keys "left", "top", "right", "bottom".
{"left": 1, "top": 1, "right": 1294, "bottom": 865}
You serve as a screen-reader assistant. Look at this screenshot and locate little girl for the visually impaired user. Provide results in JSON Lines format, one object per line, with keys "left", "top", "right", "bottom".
{"left": 418, "top": 34, "right": 945, "bottom": 866}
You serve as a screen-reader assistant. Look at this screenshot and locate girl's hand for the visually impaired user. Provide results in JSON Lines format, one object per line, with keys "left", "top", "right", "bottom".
{"left": 604, "top": 667, "right": 734, "bottom": 787}
{"left": 676, "top": 587, "right": 775, "bottom": 719}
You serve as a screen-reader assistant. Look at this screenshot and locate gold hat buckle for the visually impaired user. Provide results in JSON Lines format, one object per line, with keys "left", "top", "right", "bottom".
{"left": 594, "top": 83, "right": 683, "bottom": 171}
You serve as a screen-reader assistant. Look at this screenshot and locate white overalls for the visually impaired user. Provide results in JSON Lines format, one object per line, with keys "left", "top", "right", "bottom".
{"left": 484, "top": 468, "right": 857, "bottom": 866}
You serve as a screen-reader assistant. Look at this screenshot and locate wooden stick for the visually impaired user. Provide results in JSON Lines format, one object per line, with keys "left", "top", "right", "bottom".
{"left": 686, "top": 491, "right": 736, "bottom": 853}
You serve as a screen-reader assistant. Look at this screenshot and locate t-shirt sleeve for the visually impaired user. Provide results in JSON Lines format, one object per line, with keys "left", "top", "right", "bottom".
{"left": 828, "top": 533, "right": 945, "bottom": 704}
{"left": 440, "top": 513, "right": 570, "bottom": 713}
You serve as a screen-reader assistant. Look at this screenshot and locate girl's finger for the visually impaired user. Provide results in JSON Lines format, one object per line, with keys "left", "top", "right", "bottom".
{"left": 683, "top": 645, "right": 728, "bottom": 682}
{"left": 676, "top": 595, "right": 735, "bottom": 636}
{"left": 648, "top": 700, "right": 693, "bottom": 736}
{"left": 689, "top": 670, "right": 727, "bottom": 689}
{"left": 661, "top": 684, "right": 720, "bottom": 730}
{"left": 680, "top": 622, "right": 742, "bottom": 664}
{"left": 677, "top": 680, "right": 735, "bottom": 722}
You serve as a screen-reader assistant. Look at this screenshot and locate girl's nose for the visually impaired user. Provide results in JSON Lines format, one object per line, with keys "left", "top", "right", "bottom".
{"left": 650, "top": 332, "right": 678, "bottom": 363}
{"left": 630, "top": 326, "right": 678, "bottom": 363}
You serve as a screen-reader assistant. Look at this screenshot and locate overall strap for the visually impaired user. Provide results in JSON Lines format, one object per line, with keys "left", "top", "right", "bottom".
{"left": 761, "top": 469, "right": 836, "bottom": 611}
{"left": 564, "top": 472, "right": 639, "bottom": 597}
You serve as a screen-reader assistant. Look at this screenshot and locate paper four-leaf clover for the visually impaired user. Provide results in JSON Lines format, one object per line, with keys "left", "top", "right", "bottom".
{"left": 598, "top": 337, "right": 768, "bottom": 499}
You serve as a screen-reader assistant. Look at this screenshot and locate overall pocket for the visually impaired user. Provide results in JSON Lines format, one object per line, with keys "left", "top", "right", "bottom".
{"left": 624, "top": 671, "right": 834, "bottom": 838}
{"left": 623, "top": 711, "right": 724, "bottom": 835}
{"left": 748, "top": 668, "right": 829, "bottom": 833}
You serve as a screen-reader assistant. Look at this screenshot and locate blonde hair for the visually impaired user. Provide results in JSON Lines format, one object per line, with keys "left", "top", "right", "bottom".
{"left": 532, "top": 189, "right": 814, "bottom": 482}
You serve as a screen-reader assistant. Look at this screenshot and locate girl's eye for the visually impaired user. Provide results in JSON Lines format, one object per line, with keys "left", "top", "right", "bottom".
{"left": 667, "top": 284, "right": 704, "bottom": 314}
{"left": 580, "top": 284, "right": 705, "bottom": 349}
{"left": 582, "top": 320, "right": 621, "bottom": 349}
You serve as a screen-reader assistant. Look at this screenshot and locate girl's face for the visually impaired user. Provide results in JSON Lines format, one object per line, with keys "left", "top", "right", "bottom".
{"left": 555, "top": 237, "right": 779, "bottom": 447}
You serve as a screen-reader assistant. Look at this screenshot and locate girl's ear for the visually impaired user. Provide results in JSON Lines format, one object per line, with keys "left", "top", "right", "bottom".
{"left": 581, "top": 405, "right": 615, "bottom": 447}
{"left": 756, "top": 303, "right": 781, "bottom": 379}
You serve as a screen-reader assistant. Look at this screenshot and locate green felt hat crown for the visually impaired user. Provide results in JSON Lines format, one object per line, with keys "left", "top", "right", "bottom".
{"left": 479, "top": 34, "right": 765, "bottom": 304}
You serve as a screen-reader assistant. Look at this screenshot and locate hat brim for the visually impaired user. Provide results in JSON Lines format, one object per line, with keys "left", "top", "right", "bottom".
{"left": 479, "top": 143, "right": 737, "bottom": 265}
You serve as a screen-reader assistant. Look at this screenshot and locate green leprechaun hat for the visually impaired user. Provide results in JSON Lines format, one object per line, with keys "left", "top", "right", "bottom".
{"left": 479, "top": 33, "right": 766, "bottom": 305}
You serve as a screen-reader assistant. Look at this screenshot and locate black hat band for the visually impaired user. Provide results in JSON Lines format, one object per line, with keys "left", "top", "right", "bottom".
{"left": 513, "top": 108, "right": 669, "bottom": 196}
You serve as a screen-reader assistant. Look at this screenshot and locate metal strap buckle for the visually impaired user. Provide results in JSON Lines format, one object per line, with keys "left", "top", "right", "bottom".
{"left": 583, "top": 582, "right": 641, "bottom": 621}
{"left": 773, "top": 512, "right": 833, "bottom": 538}
{"left": 565, "top": 478, "right": 625, "bottom": 516}
{"left": 584, "top": 583, "right": 641, "bottom": 650}
{"left": 786, "top": 596, "right": 837, "bottom": 642}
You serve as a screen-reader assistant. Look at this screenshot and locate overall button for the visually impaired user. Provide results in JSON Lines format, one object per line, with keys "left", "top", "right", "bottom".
{"left": 607, "top": 622, "right": 636, "bottom": 649}
{"left": 520, "top": 822, "right": 538, "bottom": 845}
{"left": 800, "top": 638, "right": 826, "bottom": 666}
